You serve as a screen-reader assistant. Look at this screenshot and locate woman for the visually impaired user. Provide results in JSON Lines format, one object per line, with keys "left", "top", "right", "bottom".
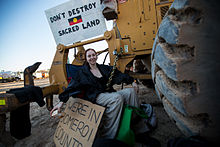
{"left": 50, "top": 48, "right": 139, "bottom": 139}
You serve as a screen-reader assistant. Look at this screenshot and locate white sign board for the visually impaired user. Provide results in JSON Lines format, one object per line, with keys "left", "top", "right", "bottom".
{"left": 54, "top": 98, "right": 105, "bottom": 147}
{"left": 45, "top": 0, "right": 107, "bottom": 45}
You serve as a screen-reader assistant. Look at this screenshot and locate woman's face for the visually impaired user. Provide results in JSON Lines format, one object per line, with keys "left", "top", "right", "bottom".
{"left": 86, "top": 50, "right": 97, "bottom": 66}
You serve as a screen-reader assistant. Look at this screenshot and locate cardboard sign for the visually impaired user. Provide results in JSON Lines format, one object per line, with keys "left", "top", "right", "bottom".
{"left": 45, "top": 0, "right": 107, "bottom": 45}
{"left": 54, "top": 98, "right": 105, "bottom": 147}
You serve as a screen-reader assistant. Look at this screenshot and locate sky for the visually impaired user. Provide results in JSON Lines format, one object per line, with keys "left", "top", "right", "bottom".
{"left": 0, "top": 0, "right": 112, "bottom": 72}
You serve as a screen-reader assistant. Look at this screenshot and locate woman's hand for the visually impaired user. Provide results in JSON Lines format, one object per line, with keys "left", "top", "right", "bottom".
{"left": 132, "top": 81, "right": 139, "bottom": 94}
{"left": 50, "top": 102, "right": 64, "bottom": 117}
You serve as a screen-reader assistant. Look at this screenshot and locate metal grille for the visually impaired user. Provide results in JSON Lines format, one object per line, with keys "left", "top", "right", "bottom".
{"left": 160, "top": 6, "right": 169, "bottom": 19}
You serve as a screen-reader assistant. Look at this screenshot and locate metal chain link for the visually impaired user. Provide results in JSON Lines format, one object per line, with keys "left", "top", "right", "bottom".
{"left": 106, "top": 51, "right": 122, "bottom": 90}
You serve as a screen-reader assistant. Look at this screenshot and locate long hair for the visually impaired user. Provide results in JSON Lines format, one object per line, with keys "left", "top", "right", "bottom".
{"left": 84, "top": 48, "right": 97, "bottom": 66}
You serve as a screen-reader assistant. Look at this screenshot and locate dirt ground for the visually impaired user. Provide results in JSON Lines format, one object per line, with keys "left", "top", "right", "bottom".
{"left": 1, "top": 84, "right": 184, "bottom": 147}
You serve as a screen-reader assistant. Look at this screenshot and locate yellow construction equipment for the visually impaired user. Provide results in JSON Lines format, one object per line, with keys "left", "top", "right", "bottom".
{"left": 0, "top": 0, "right": 173, "bottom": 130}
{"left": 0, "top": 0, "right": 174, "bottom": 140}
{"left": 1, "top": 0, "right": 219, "bottom": 143}
{"left": 48, "top": 0, "right": 174, "bottom": 96}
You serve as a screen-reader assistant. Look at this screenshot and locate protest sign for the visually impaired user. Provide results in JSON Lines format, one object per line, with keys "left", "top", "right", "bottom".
{"left": 54, "top": 98, "right": 105, "bottom": 147}
{"left": 45, "top": 0, "right": 107, "bottom": 45}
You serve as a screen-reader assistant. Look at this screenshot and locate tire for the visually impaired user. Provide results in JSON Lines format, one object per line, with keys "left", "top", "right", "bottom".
{"left": 151, "top": 0, "right": 220, "bottom": 142}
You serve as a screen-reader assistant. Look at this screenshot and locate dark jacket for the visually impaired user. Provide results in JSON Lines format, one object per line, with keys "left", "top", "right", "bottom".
{"left": 59, "top": 64, "right": 134, "bottom": 103}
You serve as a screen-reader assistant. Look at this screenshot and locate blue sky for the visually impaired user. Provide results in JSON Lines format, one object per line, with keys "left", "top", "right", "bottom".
{"left": 0, "top": 0, "right": 111, "bottom": 72}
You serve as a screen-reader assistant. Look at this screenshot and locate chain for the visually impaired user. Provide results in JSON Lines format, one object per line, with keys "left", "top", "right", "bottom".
{"left": 106, "top": 50, "right": 122, "bottom": 90}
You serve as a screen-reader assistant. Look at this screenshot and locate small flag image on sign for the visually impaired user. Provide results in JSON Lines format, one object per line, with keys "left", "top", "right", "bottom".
{"left": 68, "top": 15, "right": 82, "bottom": 26}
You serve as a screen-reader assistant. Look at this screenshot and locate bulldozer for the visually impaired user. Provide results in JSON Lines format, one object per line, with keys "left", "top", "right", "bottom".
{"left": 1, "top": 0, "right": 219, "bottom": 144}
{"left": 0, "top": 0, "right": 173, "bottom": 113}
